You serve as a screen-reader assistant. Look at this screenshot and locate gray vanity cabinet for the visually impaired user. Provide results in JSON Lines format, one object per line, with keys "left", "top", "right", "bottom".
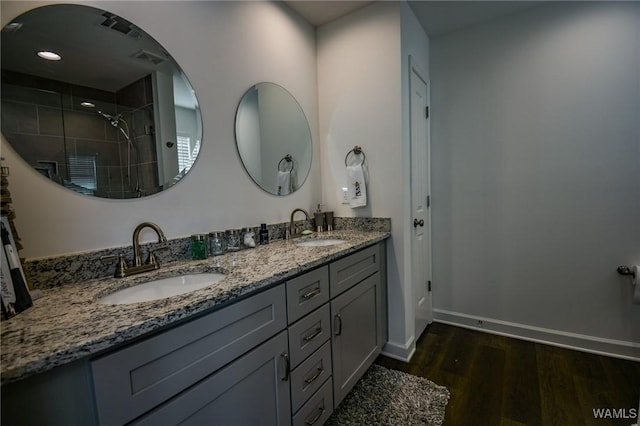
{"left": 329, "top": 244, "right": 385, "bottom": 408}
{"left": 92, "top": 284, "right": 287, "bottom": 425}
{"left": 131, "top": 330, "right": 291, "bottom": 426}
{"left": 285, "top": 242, "right": 386, "bottom": 422}
{"left": 1, "top": 240, "right": 387, "bottom": 426}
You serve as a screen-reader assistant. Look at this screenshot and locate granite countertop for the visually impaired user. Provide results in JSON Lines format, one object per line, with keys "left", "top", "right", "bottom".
{"left": 0, "top": 231, "right": 389, "bottom": 385}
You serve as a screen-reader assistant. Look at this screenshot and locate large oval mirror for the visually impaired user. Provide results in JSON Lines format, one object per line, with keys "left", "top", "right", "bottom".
{"left": 235, "top": 82, "right": 312, "bottom": 196}
{"left": 1, "top": 4, "right": 202, "bottom": 199}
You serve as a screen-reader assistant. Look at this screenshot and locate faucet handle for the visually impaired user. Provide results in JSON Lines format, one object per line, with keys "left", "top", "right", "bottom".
{"left": 146, "top": 244, "right": 169, "bottom": 266}
{"left": 100, "top": 253, "right": 128, "bottom": 278}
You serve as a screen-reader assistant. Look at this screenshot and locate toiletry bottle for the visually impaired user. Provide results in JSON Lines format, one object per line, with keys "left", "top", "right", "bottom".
{"left": 225, "top": 229, "right": 241, "bottom": 252}
{"left": 243, "top": 228, "right": 256, "bottom": 248}
{"left": 259, "top": 224, "right": 269, "bottom": 245}
{"left": 191, "top": 234, "right": 208, "bottom": 260}
{"left": 314, "top": 204, "right": 325, "bottom": 232}
{"left": 209, "top": 231, "right": 225, "bottom": 256}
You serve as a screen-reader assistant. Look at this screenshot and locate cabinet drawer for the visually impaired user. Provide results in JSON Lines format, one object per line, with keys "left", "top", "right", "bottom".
{"left": 91, "top": 284, "right": 286, "bottom": 426}
{"left": 329, "top": 244, "right": 380, "bottom": 297}
{"left": 286, "top": 266, "right": 329, "bottom": 324}
{"left": 288, "top": 303, "right": 331, "bottom": 368}
{"left": 290, "top": 341, "right": 332, "bottom": 413}
{"left": 132, "top": 331, "right": 291, "bottom": 426}
{"left": 292, "top": 377, "right": 334, "bottom": 426}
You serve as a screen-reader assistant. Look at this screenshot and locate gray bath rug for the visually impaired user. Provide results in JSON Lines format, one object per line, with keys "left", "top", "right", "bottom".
{"left": 326, "top": 364, "right": 450, "bottom": 426}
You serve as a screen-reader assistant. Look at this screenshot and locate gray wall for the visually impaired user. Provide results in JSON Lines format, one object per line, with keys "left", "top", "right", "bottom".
{"left": 431, "top": 2, "right": 640, "bottom": 350}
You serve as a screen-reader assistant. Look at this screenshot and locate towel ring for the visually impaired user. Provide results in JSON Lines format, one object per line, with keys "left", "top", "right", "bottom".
{"left": 278, "top": 154, "right": 294, "bottom": 173}
{"left": 344, "top": 146, "right": 366, "bottom": 167}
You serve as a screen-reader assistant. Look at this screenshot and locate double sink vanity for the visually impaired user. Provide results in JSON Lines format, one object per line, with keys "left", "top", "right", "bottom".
{"left": 1, "top": 230, "right": 389, "bottom": 426}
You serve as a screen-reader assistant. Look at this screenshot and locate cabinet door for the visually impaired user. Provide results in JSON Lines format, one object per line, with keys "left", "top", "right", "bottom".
{"left": 132, "top": 331, "right": 291, "bottom": 426}
{"left": 330, "top": 272, "right": 383, "bottom": 408}
{"left": 92, "top": 285, "right": 286, "bottom": 426}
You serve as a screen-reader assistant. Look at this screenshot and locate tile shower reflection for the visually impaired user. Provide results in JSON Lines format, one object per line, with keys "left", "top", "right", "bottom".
{"left": 0, "top": 74, "right": 160, "bottom": 198}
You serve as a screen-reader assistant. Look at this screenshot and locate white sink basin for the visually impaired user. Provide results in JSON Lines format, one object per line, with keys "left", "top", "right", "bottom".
{"left": 296, "top": 239, "right": 346, "bottom": 247}
{"left": 99, "top": 273, "right": 226, "bottom": 305}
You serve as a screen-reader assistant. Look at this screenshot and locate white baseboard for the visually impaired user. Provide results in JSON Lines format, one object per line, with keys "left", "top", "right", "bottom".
{"left": 433, "top": 309, "right": 640, "bottom": 361}
{"left": 381, "top": 336, "right": 416, "bottom": 362}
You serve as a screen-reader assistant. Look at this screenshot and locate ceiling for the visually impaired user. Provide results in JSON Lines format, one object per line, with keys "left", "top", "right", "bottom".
{"left": 1, "top": 3, "right": 197, "bottom": 108}
{"left": 284, "top": 1, "right": 541, "bottom": 36}
{"left": 1, "top": 1, "right": 541, "bottom": 102}
{"left": 284, "top": 1, "right": 375, "bottom": 27}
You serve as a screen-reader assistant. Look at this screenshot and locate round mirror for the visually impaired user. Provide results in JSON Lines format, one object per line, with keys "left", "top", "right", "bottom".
{"left": 235, "top": 82, "right": 312, "bottom": 196}
{"left": 1, "top": 4, "right": 202, "bottom": 199}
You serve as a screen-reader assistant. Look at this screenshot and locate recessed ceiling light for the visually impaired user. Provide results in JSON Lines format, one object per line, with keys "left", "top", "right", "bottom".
{"left": 80, "top": 102, "right": 96, "bottom": 108}
{"left": 3, "top": 22, "right": 23, "bottom": 32}
{"left": 36, "top": 50, "right": 62, "bottom": 61}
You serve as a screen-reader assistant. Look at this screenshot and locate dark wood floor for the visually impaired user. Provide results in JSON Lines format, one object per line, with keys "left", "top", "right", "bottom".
{"left": 376, "top": 323, "right": 640, "bottom": 426}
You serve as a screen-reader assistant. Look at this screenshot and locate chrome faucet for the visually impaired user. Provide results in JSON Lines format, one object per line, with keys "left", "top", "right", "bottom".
{"left": 288, "top": 208, "right": 310, "bottom": 239}
{"left": 101, "top": 222, "right": 169, "bottom": 277}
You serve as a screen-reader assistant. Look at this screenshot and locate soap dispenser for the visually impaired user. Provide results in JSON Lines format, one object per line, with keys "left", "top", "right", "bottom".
{"left": 325, "top": 210, "right": 334, "bottom": 232}
{"left": 314, "top": 204, "right": 325, "bottom": 232}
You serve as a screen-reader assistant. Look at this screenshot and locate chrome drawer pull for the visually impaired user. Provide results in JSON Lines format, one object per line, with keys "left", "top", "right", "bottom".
{"left": 301, "top": 288, "right": 321, "bottom": 301}
{"left": 280, "top": 353, "right": 290, "bottom": 381}
{"left": 304, "top": 367, "right": 324, "bottom": 384}
{"left": 305, "top": 405, "right": 325, "bottom": 425}
{"left": 334, "top": 314, "right": 342, "bottom": 336}
{"left": 303, "top": 327, "right": 322, "bottom": 342}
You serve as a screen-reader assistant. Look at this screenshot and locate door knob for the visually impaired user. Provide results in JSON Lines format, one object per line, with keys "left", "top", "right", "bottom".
{"left": 413, "top": 218, "right": 424, "bottom": 228}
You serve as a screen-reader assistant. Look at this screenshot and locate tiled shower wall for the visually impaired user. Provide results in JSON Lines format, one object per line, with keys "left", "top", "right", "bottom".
{"left": 114, "top": 75, "right": 160, "bottom": 198}
{"left": 0, "top": 70, "right": 159, "bottom": 198}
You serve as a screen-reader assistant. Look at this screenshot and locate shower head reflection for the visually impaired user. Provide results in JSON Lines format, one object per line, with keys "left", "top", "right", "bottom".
{"left": 96, "top": 110, "right": 123, "bottom": 127}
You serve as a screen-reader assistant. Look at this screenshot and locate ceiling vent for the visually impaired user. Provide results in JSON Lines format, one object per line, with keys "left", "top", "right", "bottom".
{"left": 133, "top": 49, "right": 167, "bottom": 66}
{"left": 101, "top": 12, "right": 141, "bottom": 39}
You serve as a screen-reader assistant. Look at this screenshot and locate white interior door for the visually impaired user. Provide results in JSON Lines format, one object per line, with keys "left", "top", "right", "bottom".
{"left": 410, "top": 57, "right": 432, "bottom": 339}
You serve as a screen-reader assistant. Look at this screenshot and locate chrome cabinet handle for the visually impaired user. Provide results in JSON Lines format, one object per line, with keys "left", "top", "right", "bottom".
{"left": 280, "top": 353, "right": 290, "bottom": 381}
{"left": 334, "top": 314, "right": 342, "bottom": 336}
{"left": 303, "top": 327, "right": 322, "bottom": 342}
{"left": 413, "top": 218, "right": 424, "bottom": 228}
{"left": 301, "top": 288, "right": 321, "bottom": 301}
{"left": 305, "top": 405, "right": 325, "bottom": 425}
{"left": 304, "top": 367, "right": 324, "bottom": 384}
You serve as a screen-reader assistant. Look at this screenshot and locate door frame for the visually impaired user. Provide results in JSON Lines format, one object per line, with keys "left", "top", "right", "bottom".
{"left": 409, "top": 55, "right": 432, "bottom": 340}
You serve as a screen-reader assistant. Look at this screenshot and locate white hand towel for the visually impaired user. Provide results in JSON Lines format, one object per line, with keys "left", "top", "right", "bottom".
{"left": 277, "top": 171, "right": 291, "bottom": 196}
{"left": 347, "top": 164, "right": 367, "bottom": 208}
